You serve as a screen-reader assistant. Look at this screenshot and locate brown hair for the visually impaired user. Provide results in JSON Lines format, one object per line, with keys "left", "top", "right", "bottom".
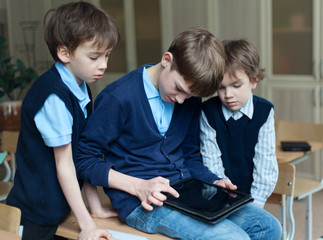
{"left": 168, "top": 28, "right": 226, "bottom": 97}
{"left": 44, "top": 1, "right": 120, "bottom": 62}
{"left": 222, "top": 39, "right": 264, "bottom": 85}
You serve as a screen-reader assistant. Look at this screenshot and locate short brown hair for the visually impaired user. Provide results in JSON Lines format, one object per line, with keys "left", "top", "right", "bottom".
{"left": 222, "top": 39, "right": 264, "bottom": 85}
{"left": 44, "top": 1, "right": 120, "bottom": 62}
{"left": 168, "top": 28, "right": 225, "bottom": 97}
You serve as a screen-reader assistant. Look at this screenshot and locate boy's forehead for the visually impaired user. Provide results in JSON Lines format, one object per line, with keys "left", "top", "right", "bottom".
{"left": 178, "top": 77, "right": 200, "bottom": 97}
{"left": 221, "top": 70, "right": 247, "bottom": 84}
{"left": 226, "top": 67, "right": 246, "bottom": 78}
{"left": 87, "top": 36, "right": 112, "bottom": 50}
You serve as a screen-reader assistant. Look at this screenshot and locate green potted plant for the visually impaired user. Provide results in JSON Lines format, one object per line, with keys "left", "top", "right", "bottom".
{"left": 0, "top": 36, "right": 38, "bottom": 131}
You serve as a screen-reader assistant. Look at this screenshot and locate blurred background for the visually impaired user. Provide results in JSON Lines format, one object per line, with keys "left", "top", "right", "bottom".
{"left": 0, "top": 1, "right": 322, "bottom": 238}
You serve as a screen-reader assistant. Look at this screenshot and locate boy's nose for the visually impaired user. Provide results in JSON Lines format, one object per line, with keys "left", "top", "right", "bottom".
{"left": 99, "top": 59, "right": 108, "bottom": 70}
{"left": 225, "top": 89, "right": 233, "bottom": 98}
{"left": 176, "top": 94, "right": 188, "bottom": 104}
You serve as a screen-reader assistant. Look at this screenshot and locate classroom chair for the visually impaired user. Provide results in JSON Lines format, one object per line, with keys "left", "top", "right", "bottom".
{"left": 0, "top": 131, "right": 19, "bottom": 181}
{"left": 0, "top": 131, "right": 19, "bottom": 202}
{"left": 273, "top": 120, "right": 323, "bottom": 240}
{"left": 267, "top": 163, "right": 296, "bottom": 240}
{"left": 0, "top": 202, "right": 21, "bottom": 234}
{"left": 0, "top": 161, "right": 14, "bottom": 202}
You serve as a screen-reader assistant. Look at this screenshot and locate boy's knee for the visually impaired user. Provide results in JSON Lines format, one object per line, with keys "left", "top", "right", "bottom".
{"left": 268, "top": 216, "right": 282, "bottom": 240}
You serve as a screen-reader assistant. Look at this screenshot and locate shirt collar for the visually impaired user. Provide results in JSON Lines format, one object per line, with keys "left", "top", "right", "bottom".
{"left": 222, "top": 93, "right": 254, "bottom": 121}
{"left": 143, "top": 67, "right": 160, "bottom": 99}
{"left": 55, "top": 62, "right": 89, "bottom": 103}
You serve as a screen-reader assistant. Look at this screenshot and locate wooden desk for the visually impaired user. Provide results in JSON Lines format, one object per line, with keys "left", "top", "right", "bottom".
{"left": 272, "top": 141, "right": 323, "bottom": 240}
{"left": 56, "top": 212, "right": 172, "bottom": 240}
{"left": 276, "top": 141, "right": 323, "bottom": 164}
{"left": 0, "top": 229, "right": 21, "bottom": 240}
{"left": 57, "top": 187, "right": 173, "bottom": 239}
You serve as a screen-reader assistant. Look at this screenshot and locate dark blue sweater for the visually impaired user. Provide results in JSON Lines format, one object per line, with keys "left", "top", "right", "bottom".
{"left": 7, "top": 65, "right": 92, "bottom": 225}
{"left": 202, "top": 96, "right": 273, "bottom": 193}
{"left": 76, "top": 64, "right": 219, "bottom": 222}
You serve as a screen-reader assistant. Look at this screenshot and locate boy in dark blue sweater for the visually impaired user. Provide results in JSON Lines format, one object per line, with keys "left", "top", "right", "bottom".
{"left": 7, "top": 2, "right": 120, "bottom": 240}
{"left": 76, "top": 29, "right": 282, "bottom": 239}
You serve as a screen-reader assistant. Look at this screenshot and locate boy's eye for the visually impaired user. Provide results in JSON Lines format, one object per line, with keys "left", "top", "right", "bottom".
{"left": 176, "top": 86, "right": 182, "bottom": 92}
{"left": 89, "top": 56, "right": 98, "bottom": 60}
{"left": 234, "top": 84, "right": 241, "bottom": 88}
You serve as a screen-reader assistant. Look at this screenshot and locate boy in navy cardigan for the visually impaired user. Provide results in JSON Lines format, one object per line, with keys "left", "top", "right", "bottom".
{"left": 76, "top": 29, "right": 281, "bottom": 239}
{"left": 7, "top": 2, "right": 120, "bottom": 240}
{"left": 200, "top": 39, "right": 279, "bottom": 208}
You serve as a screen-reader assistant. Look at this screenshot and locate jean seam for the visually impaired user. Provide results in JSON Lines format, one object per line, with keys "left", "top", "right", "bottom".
{"left": 131, "top": 207, "right": 197, "bottom": 240}
{"left": 230, "top": 211, "right": 265, "bottom": 240}
{"left": 156, "top": 218, "right": 197, "bottom": 240}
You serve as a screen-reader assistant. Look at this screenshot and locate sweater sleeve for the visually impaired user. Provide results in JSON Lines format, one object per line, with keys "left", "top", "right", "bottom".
{"left": 181, "top": 99, "right": 220, "bottom": 183}
{"left": 75, "top": 92, "right": 125, "bottom": 188}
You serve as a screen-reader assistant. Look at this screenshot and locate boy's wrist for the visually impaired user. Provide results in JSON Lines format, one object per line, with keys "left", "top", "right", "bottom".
{"left": 77, "top": 214, "right": 96, "bottom": 231}
{"left": 128, "top": 177, "right": 142, "bottom": 197}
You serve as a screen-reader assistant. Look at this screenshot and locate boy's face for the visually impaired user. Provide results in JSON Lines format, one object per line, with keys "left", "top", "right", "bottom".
{"left": 158, "top": 53, "right": 198, "bottom": 104}
{"left": 62, "top": 39, "right": 112, "bottom": 85}
{"left": 217, "top": 70, "right": 257, "bottom": 112}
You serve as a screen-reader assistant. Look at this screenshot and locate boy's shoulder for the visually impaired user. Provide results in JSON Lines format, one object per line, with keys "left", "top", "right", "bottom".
{"left": 31, "top": 65, "right": 64, "bottom": 92}
{"left": 202, "top": 95, "right": 221, "bottom": 108}
{"left": 23, "top": 65, "right": 75, "bottom": 111}
{"left": 253, "top": 95, "right": 274, "bottom": 108}
{"left": 95, "top": 66, "right": 146, "bottom": 107}
{"left": 102, "top": 68, "right": 143, "bottom": 96}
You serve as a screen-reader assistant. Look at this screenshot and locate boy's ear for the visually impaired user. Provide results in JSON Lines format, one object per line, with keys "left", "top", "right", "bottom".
{"left": 251, "top": 79, "right": 258, "bottom": 89}
{"left": 57, "top": 46, "right": 70, "bottom": 64}
{"left": 161, "top": 52, "right": 173, "bottom": 68}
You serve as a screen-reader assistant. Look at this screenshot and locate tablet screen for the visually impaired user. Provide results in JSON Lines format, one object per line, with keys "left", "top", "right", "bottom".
{"left": 164, "top": 178, "right": 253, "bottom": 223}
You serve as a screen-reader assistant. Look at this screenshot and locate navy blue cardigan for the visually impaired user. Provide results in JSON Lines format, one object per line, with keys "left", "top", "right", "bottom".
{"left": 76, "top": 64, "right": 219, "bottom": 222}
{"left": 7, "top": 65, "right": 92, "bottom": 225}
{"left": 202, "top": 96, "right": 273, "bottom": 193}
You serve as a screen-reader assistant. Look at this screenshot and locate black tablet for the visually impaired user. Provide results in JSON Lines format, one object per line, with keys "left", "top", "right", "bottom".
{"left": 281, "top": 141, "right": 311, "bottom": 151}
{"left": 164, "top": 177, "right": 253, "bottom": 224}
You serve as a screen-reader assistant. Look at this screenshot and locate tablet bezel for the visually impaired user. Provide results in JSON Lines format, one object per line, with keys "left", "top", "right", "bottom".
{"left": 164, "top": 177, "right": 253, "bottom": 224}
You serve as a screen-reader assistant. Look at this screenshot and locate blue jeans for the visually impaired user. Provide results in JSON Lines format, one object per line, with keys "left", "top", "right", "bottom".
{"left": 126, "top": 204, "right": 282, "bottom": 240}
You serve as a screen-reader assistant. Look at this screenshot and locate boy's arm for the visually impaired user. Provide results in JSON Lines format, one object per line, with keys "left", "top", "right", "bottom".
{"left": 76, "top": 93, "right": 178, "bottom": 210}
{"left": 83, "top": 182, "right": 118, "bottom": 218}
{"left": 76, "top": 93, "right": 122, "bottom": 188}
{"left": 35, "top": 94, "right": 113, "bottom": 238}
{"left": 251, "top": 108, "right": 279, "bottom": 208}
{"left": 108, "top": 169, "right": 179, "bottom": 211}
{"left": 54, "top": 143, "right": 112, "bottom": 240}
{"left": 200, "top": 111, "right": 227, "bottom": 178}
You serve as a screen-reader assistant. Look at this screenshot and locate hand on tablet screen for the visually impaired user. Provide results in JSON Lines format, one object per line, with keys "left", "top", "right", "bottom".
{"left": 214, "top": 178, "right": 237, "bottom": 191}
{"left": 135, "top": 176, "right": 179, "bottom": 211}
